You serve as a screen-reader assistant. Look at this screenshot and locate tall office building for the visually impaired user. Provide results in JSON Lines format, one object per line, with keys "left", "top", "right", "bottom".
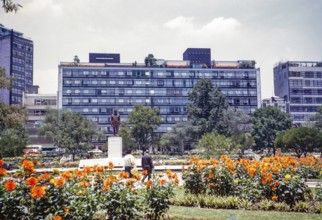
{"left": 59, "top": 49, "right": 261, "bottom": 144}
{"left": 0, "top": 24, "right": 33, "bottom": 105}
{"left": 274, "top": 61, "right": 322, "bottom": 125}
{"left": 183, "top": 48, "right": 211, "bottom": 67}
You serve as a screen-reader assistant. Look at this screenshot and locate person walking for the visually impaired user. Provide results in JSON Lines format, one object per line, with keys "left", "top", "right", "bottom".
{"left": 141, "top": 150, "right": 154, "bottom": 183}
{"left": 124, "top": 149, "right": 135, "bottom": 178}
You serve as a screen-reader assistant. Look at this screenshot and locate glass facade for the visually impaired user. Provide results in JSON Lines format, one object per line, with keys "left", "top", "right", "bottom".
{"left": 274, "top": 61, "right": 322, "bottom": 125}
{"left": 59, "top": 61, "right": 261, "bottom": 143}
{"left": 0, "top": 24, "right": 33, "bottom": 105}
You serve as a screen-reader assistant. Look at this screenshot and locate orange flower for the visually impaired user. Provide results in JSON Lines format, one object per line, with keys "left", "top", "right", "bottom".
{"left": 174, "top": 178, "right": 180, "bottom": 185}
{"left": 54, "top": 177, "right": 65, "bottom": 187}
{"left": 208, "top": 173, "right": 214, "bottom": 179}
{"left": 96, "top": 166, "right": 104, "bottom": 173}
{"left": 83, "top": 166, "right": 92, "bottom": 173}
{"left": 64, "top": 207, "right": 70, "bottom": 213}
{"left": 53, "top": 216, "right": 62, "bottom": 220}
{"left": 261, "top": 177, "right": 267, "bottom": 185}
{"left": 272, "top": 196, "right": 278, "bottom": 201}
{"left": 22, "top": 160, "right": 34, "bottom": 173}
{"left": 26, "top": 177, "right": 38, "bottom": 186}
{"left": 61, "top": 171, "right": 73, "bottom": 180}
{"left": 103, "top": 179, "right": 111, "bottom": 191}
{"left": 146, "top": 180, "right": 153, "bottom": 186}
{"left": 108, "top": 162, "right": 114, "bottom": 169}
{"left": 275, "top": 181, "right": 280, "bottom": 187}
{"left": 0, "top": 160, "right": 3, "bottom": 167}
{"left": 272, "top": 187, "right": 276, "bottom": 191}
{"left": 160, "top": 179, "right": 166, "bottom": 185}
{"left": 291, "top": 167, "right": 296, "bottom": 173}
{"left": 78, "top": 181, "right": 90, "bottom": 188}
{"left": 142, "top": 170, "right": 148, "bottom": 175}
{"left": 266, "top": 172, "right": 273, "bottom": 181}
{"left": 0, "top": 168, "right": 7, "bottom": 177}
{"left": 38, "top": 173, "right": 51, "bottom": 181}
{"left": 118, "top": 171, "right": 129, "bottom": 179}
{"left": 209, "top": 183, "right": 214, "bottom": 187}
{"left": 4, "top": 179, "right": 17, "bottom": 191}
{"left": 31, "top": 186, "right": 46, "bottom": 199}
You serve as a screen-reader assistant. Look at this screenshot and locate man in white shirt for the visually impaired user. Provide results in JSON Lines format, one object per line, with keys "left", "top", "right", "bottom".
{"left": 124, "top": 149, "right": 135, "bottom": 178}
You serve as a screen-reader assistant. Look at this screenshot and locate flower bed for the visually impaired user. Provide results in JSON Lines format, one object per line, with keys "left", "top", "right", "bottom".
{"left": 0, "top": 159, "right": 178, "bottom": 219}
{"left": 182, "top": 155, "right": 321, "bottom": 205}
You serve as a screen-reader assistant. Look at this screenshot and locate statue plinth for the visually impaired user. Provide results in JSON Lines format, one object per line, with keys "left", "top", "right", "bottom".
{"left": 108, "top": 136, "right": 122, "bottom": 158}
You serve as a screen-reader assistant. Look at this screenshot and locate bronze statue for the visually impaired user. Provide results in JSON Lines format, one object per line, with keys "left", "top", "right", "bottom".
{"left": 111, "top": 109, "right": 121, "bottom": 136}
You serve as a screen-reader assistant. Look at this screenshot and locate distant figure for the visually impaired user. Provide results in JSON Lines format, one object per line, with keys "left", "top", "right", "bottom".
{"left": 141, "top": 150, "right": 154, "bottom": 183}
{"left": 111, "top": 109, "right": 121, "bottom": 136}
{"left": 124, "top": 149, "right": 135, "bottom": 178}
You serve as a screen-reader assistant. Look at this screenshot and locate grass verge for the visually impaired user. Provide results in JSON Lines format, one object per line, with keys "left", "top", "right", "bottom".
{"left": 168, "top": 206, "right": 322, "bottom": 220}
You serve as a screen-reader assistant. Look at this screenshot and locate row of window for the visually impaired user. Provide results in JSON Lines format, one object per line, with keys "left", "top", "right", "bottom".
{"left": 289, "top": 71, "right": 322, "bottom": 78}
{"left": 290, "top": 106, "right": 319, "bottom": 112}
{"left": 63, "top": 88, "right": 258, "bottom": 96}
{"left": 291, "top": 97, "right": 322, "bottom": 104}
{"left": 290, "top": 79, "right": 322, "bottom": 87}
{"left": 12, "top": 65, "right": 25, "bottom": 72}
{"left": 290, "top": 89, "right": 322, "bottom": 95}
{"left": 63, "top": 78, "right": 257, "bottom": 88}
{"left": 63, "top": 69, "right": 257, "bottom": 79}
{"left": 13, "top": 42, "right": 33, "bottom": 52}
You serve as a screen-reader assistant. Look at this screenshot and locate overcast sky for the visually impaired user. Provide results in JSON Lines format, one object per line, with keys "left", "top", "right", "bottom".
{"left": 1, "top": 0, "right": 322, "bottom": 98}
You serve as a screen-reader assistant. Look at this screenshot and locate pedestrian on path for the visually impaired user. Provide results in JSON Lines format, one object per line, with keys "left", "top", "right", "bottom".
{"left": 124, "top": 149, "right": 135, "bottom": 178}
{"left": 141, "top": 150, "right": 154, "bottom": 183}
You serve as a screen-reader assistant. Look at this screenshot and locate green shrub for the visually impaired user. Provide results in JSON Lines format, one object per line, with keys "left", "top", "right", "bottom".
{"left": 314, "top": 202, "right": 322, "bottom": 213}
{"left": 273, "top": 202, "right": 291, "bottom": 212}
{"left": 257, "top": 199, "right": 275, "bottom": 211}
{"left": 293, "top": 201, "right": 310, "bottom": 212}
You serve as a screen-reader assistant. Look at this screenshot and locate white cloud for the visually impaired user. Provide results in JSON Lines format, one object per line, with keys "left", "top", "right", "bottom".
{"left": 201, "top": 17, "right": 241, "bottom": 33}
{"left": 163, "top": 16, "right": 195, "bottom": 29}
{"left": 21, "top": 0, "right": 62, "bottom": 17}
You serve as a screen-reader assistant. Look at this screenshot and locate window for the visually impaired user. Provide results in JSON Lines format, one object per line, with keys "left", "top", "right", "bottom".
{"left": 83, "top": 108, "right": 89, "bottom": 112}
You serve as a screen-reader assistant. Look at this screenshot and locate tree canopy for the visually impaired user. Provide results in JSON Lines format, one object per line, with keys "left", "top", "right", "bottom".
{"left": 188, "top": 79, "right": 228, "bottom": 138}
{"left": 38, "top": 109, "right": 99, "bottom": 161}
{"left": 197, "top": 133, "right": 234, "bottom": 159}
{"left": 2, "top": 0, "right": 21, "bottom": 13}
{"left": 275, "top": 127, "right": 322, "bottom": 158}
{"left": 251, "top": 106, "right": 292, "bottom": 155}
{"left": 128, "top": 104, "right": 161, "bottom": 151}
{"left": 0, "top": 101, "right": 28, "bottom": 158}
{"left": 118, "top": 121, "right": 137, "bottom": 152}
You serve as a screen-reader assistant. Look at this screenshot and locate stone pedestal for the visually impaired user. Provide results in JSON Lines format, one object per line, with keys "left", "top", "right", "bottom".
{"left": 108, "top": 136, "right": 122, "bottom": 158}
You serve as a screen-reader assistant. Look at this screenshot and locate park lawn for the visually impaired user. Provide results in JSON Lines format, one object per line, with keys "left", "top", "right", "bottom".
{"left": 168, "top": 206, "right": 322, "bottom": 220}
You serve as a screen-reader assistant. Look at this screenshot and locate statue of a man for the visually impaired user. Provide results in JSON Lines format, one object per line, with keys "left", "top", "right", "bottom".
{"left": 111, "top": 109, "right": 121, "bottom": 136}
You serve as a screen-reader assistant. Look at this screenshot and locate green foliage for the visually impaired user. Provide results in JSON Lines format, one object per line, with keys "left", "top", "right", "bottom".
{"left": 128, "top": 104, "right": 161, "bottom": 150}
{"left": 0, "top": 101, "right": 28, "bottom": 158}
{"left": 197, "top": 133, "right": 234, "bottom": 159}
{"left": 1, "top": 0, "right": 22, "bottom": 12}
{"left": 119, "top": 121, "right": 137, "bottom": 152}
{"left": 277, "top": 127, "right": 322, "bottom": 158}
{"left": 188, "top": 79, "right": 228, "bottom": 138}
{"left": 224, "top": 108, "right": 252, "bottom": 136}
{"left": 293, "top": 201, "right": 310, "bottom": 212}
{"left": 38, "top": 109, "right": 99, "bottom": 161}
{"left": 144, "top": 54, "right": 156, "bottom": 67}
{"left": 252, "top": 106, "right": 292, "bottom": 154}
{"left": 0, "top": 67, "right": 12, "bottom": 89}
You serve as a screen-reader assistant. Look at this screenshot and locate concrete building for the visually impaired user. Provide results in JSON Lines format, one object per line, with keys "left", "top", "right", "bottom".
{"left": 23, "top": 93, "right": 57, "bottom": 146}
{"left": 274, "top": 61, "right": 322, "bottom": 125}
{"left": 58, "top": 49, "right": 261, "bottom": 144}
{"left": 261, "top": 96, "right": 288, "bottom": 112}
{"left": 183, "top": 48, "right": 211, "bottom": 67}
{"left": 0, "top": 24, "right": 33, "bottom": 105}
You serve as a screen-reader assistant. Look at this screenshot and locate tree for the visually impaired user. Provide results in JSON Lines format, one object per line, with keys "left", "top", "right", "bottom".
{"left": 188, "top": 79, "right": 228, "bottom": 138}
{"left": 2, "top": 0, "right": 22, "bottom": 12}
{"left": 128, "top": 104, "right": 161, "bottom": 151}
{"left": 252, "top": 106, "right": 292, "bottom": 155}
{"left": 197, "top": 133, "right": 234, "bottom": 159}
{"left": 231, "top": 133, "right": 254, "bottom": 158}
{"left": 118, "top": 121, "right": 137, "bottom": 152}
{"left": 38, "top": 109, "right": 99, "bottom": 161}
{"left": 276, "top": 127, "right": 322, "bottom": 158}
{"left": 224, "top": 108, "right": 252, "bottom": 136}
{"left": 0, "top": 101, "right": 28, "bottom": 158}
{"left": 144, "top": 54, "right": 156, "bottom": 67}
{"left": 0, "top": 67, "right": 12, "bottom": 89}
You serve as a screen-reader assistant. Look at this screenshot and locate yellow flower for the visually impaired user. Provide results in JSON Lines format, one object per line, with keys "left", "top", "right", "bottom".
{"left": 234, "top": 179, "right": 239, "bottom": 184}
{"left": 285, "top": 174, "right": 291, "bottom": 180}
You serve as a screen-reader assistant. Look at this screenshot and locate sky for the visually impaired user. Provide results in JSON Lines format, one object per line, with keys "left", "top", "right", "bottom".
{"left": 1, "top": 0, "right": 322, "bottom": 99}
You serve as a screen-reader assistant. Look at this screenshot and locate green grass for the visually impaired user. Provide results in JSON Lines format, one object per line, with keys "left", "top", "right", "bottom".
{"left": 168, "top": 206, "right": 322, "bottom": 220}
